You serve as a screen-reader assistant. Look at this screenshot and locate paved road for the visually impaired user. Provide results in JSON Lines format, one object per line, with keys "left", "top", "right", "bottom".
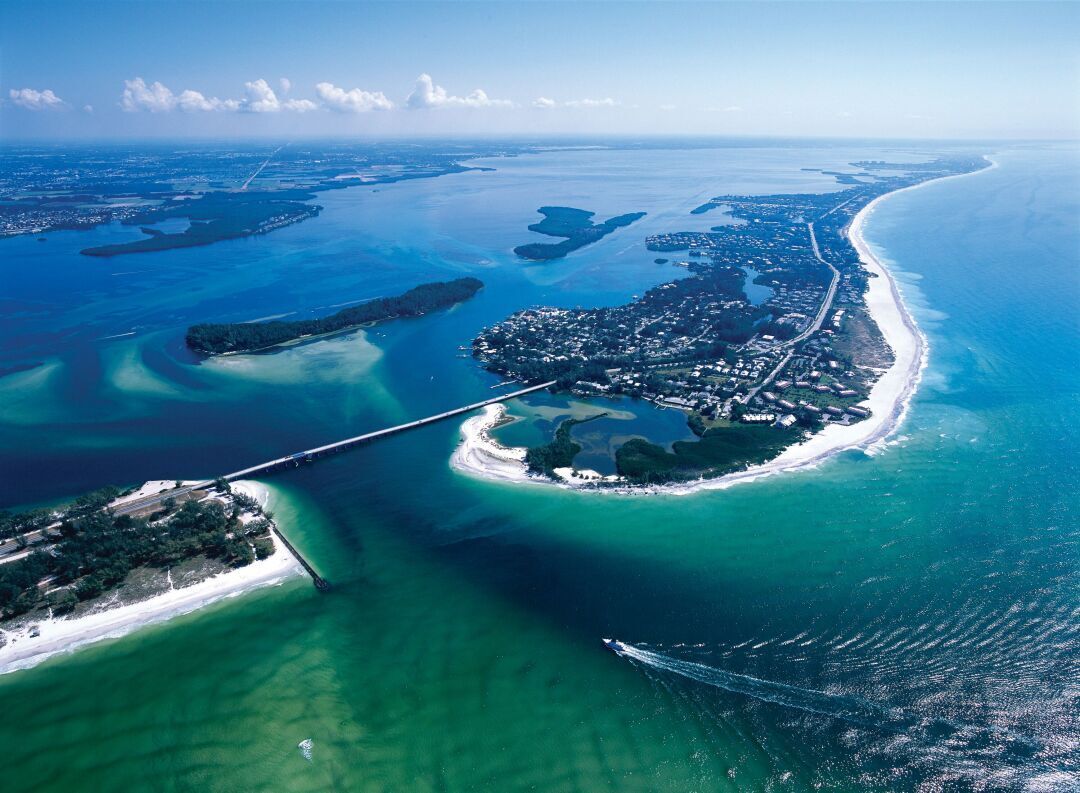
{"left": 744, "top": 222, "right": 840, "bottom": 403}
{"left": 790, "top": 223, "right": 841, "bottom": 346}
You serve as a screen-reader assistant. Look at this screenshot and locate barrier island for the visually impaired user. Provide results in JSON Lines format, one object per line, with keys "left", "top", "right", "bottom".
{"left": 468, "top": 155, "right": 991, "bottom": 488}
{"left": 186, "top": 276, "right": 484, "bottom": 355}
{"left": 514, "top": 206, "right": 646, "bottom": 261}
{"left": 0, "top": 480, "right": 303, "bottom": 673}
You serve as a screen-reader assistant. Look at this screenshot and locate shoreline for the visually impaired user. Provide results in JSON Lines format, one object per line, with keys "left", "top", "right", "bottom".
{"left": 0, "top": 480, "right": 304, "bottom": 676}
{"left": 451, "top": 160, "right": 994, "bottom": 495}
{"left": 450, "top": 404, "right": 535, "bottom": 485}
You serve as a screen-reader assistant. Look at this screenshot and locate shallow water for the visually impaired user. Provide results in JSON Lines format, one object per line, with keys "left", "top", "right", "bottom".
{"left": 0, "top": 142, "right": 1077, "bottom": 791}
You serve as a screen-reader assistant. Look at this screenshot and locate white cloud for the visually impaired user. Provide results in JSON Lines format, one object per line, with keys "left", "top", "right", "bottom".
{"left": 406, "top": 73, "right": 512, "bottom": 109}
{"left": 120, "top": 78, "right": 177, "bottom": 112}
{"left": 283, "top": 98, "right": 318, "bottom": 112}
{"left": 315, "top": 82, "right": 393, "bottom": 112}
{"left": 176, "top": 88, "right": 231, "bottom": 112}
{"left": 83, "top": 104, "right": 94, "bottom": 113}
{"left": 564, "top": 97, "right": 618, "bottom": 108}
{"left": 279, "top": 77, "right": 292, "bottom": 95}
{"left": 8, "top": 88, "right": 66, "bottom": 110}
{"left": 532, "top": 96, "right": 619, "bottom": 109}
{"left": 241, "top": 79, "right": 281, "bottom": 113}
{"left": 659, "top": 103, "right": 677, "bottom": 111}
{"left": 120, "top": 77, "right": 316, "bottom": 113}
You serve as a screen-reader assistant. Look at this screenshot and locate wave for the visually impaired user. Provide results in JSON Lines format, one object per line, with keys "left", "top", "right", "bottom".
{"left": 609, "top": 641, "right": 1047, "bottom": 772}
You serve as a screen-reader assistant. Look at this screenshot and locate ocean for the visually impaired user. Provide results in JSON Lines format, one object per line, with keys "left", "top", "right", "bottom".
{"left": 0, "top": 141, "right": 1076, "bottom": 791}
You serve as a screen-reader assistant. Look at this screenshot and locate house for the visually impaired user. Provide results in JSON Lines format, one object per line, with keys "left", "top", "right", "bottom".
{"left": 741, "top": 413, "right": 777, "bottom": 423}
{"left": 661, "top": 396, "right": 694, "bottom": 409}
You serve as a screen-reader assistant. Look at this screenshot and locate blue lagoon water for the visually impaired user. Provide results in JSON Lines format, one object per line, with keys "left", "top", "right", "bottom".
{"left": 0, "top": 142, "right": 1077, "bottom": 791}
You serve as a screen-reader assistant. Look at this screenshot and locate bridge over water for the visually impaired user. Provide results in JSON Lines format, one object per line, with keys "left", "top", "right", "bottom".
{"left": 113, "top": 380, "right": 555, "bottom": 517}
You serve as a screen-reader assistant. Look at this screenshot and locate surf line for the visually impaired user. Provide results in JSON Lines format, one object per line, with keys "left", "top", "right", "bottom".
{"left": 604, "top": 638, "right": 1044, "bottom": 766}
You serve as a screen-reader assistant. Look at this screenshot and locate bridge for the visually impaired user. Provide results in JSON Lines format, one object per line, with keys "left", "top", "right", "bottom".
{"left": 112, "top": 380, "right": 555, "bottom": 516}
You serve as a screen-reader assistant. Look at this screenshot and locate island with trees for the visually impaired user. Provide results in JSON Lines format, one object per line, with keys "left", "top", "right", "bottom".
{"left": 514, "top": 206, "right": 646, "bottom": 261}
{"left": 80, "top": 190, "right": 322, "bottom": 257}
{"left": 186, "top": 276, "right": 484, "bottom": 355}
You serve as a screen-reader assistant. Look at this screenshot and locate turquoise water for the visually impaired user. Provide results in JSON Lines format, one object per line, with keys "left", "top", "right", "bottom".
{"left": 0, "top": 143, "right": 1077, "bottom": 790}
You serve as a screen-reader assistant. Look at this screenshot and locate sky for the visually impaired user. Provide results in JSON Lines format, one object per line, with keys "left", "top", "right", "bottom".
{"left": 1, "top": 1, "right": 1077, "bottom": 140}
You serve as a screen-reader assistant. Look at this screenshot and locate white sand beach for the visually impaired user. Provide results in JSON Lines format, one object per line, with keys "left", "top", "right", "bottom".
{"left": 450, "top": 403, "right": 534, "bottom": 484}
{"left": 452, "top": 163, "right": 993, "bottom": 495}
{"left": 0, "top": 481, "right": 304, "bottom": 675}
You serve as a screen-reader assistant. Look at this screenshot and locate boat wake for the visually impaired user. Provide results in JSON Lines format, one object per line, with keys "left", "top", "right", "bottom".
{"left": 610, "top": 640, "right": 905, "bottom": 731}
{"left": 607, "top": 640, "right": 1045, "bottom": 770}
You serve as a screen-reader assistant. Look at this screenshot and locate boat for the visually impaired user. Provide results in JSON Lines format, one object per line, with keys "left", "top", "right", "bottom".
{"left": 602, "top": 638, "right": 625, "bottom": 655}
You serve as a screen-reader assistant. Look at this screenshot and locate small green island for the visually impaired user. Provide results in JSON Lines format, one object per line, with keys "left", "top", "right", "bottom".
{"left": 186, "top": 276, "right": 484, "bottom": 355}
{"left": 514, "top": 206, "right": 646, "bottom": 261}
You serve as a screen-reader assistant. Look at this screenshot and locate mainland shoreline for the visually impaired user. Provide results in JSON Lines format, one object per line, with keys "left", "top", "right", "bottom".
{"left": 0, "top": 481, "right": 304, "bottom": 676}
{"left": 451, "top": 161, "right": 994, "bottom": 495}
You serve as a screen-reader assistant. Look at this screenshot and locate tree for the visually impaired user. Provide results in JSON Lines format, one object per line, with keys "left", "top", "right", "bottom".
{"left": 76, "top": 575, "right": 105, "bottom": 602}
{"left": 49, "top": 589, "right": 78, "bottom": 615}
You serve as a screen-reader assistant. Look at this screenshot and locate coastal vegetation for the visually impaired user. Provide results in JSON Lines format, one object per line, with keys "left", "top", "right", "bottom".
{"left": 514, "top": 205, "right": 645, "bottom": 261}
{"left": 0, "top": 491, "right": 273, "bottom": 621}
{"left": 186, "top": 277, "right": 484, "bottom": 354}
{"left": 615, "top": 424, "right": 792, "bottom": 484}
{"left": 525, "top": 414, "right": 607, "bottom": 477}
{"left": 80, "top": 191, "right": 321, "bottom": 257}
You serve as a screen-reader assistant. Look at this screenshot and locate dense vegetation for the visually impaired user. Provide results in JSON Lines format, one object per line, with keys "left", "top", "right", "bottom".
{"left": 0, "top": 486, "right": 122, "bottom": 541}
{"left": 525, "top": 414, "right": 607, "bottom": 477}
{"left": 80, "top": 191, "right": 321, "bottom": 256}
{"left": 514, "top": 206, "right": 646, "bottom": 261}
{"left": 0, "top": 494, "right": 272, "bottom": 620}
{"left": 615, "top": 424, "right": 793, "bottom": 484}
{"left": 187, "top": 277, "right": 484, "bottom": 354}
